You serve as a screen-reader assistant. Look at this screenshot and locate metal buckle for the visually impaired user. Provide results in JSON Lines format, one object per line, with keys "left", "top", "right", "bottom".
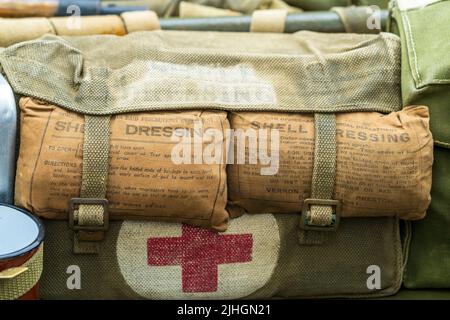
{"left": 69, "top": 198, "right": 109, "bottom": 232}
{"left": 300, "top": 198, "right": 341, "bottom": 232}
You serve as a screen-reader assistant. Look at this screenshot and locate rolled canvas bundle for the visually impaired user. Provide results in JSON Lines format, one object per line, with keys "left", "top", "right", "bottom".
{"left": 16, "top": 99, "right": 229, "bottom": 231}
{"left": 0, "top": 29, "right": 431, "bottom": 298}
{"left": 15, "top": 100, "right": 433, "bottom": 231}
{"left": 227, "top": 108, "right": 432, "bottom": 220}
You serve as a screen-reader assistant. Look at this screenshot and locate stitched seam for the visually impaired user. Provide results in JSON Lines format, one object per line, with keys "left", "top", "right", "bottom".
{"left": 403, "top": 12, "right": 422, "bottom": 84}
{"left": 403, "top": 11, "right": 450, "bottom": 84}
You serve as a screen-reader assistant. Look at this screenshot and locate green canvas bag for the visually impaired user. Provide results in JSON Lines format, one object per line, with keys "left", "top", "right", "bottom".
{"left": 40, "top": 215, "right": 402, "bottom": 299}
{"left": 0, "top": 30, "right": 407, "bottom": 298}
{"left": 389, "top": 0, "right": 450, "bottom": 288}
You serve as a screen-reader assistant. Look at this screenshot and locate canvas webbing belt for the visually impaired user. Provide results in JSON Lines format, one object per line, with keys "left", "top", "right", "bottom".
{"left": 298, "top": 114, "right": 340, "bottom": 245}
{"left": 69, "top": 116, "right": 110, "bottom": 254}
{"left": 0, "top": 245, "right": 43, "bottom": 300}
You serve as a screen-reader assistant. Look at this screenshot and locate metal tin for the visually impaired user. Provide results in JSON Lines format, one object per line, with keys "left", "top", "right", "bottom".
{"left": 0, "top": 204, "right": 45, "bottom": 300}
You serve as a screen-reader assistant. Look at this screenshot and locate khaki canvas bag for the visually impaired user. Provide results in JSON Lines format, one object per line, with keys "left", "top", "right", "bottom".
{"left": 0, "top": 30, "right": 409, "bottom": 297}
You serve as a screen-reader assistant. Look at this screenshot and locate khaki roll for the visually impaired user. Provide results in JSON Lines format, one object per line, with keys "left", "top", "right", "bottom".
{"left": 0, "top": 0, "right": 59, "bottom": 18}
{"left": 121, "top": 11, "right": 161, "bottom": 32}
{"left": 227, "top": 106, "right": 433, "bottom": 220}
{"left": 0, "top": 18, "right": 55, "bottom": 48}
{"left": 49, "top": 15, "right": 126, "bottom": 36}
{"left": 15, "top": 98, "right": 229, "bottom": 231}
{"left": 250, "top": 9, "right": 288, "bottom": 33}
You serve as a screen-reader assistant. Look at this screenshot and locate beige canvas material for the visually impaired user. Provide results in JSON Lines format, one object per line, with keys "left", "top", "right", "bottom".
{"left": 227, "top": 106, "right": 433, "bottom": 220}
{"left": 15, "top": 98, "right": 229, "bottom": 231}
{"left": 0, "top": 17, "right": 55, "bottom": 48}
{"left": 0, "top": 11, "right": 160, "bottom": 47}
{"left": 48, "top": 15, "right": 127, "bottom": 36}
{"left": 179, "top": 2, "right": 242, "bottom": 17}
{"left": 121, "top": 11, "right": 161, "bottom": 32}
{"left": 39, "top": 215, "right": 402, "bottom": 299}
{"left": 250, "top": 9, "right": 288, "bottom": 33}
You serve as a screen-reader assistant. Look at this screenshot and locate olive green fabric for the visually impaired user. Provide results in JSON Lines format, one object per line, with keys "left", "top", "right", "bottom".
{"left": 384, "top": 289, "right": 450, "bottom": 300}
{"left": 80, "top": 117, "right": 111, "bottom": 203}
{"left": 73, "top": 115, "right": 111, "bottom": 254}
{"left": 39, "top": 215, "right": 402, "bottom": 299}
{"left": 389, "top": 0, "right": 450, "bottom": 288}
{"left": 390, "top": 0, "right": 450, "bottom": 147}
{"left": 403, "top": 148, "right": 450, "bottom": 288}
{"left": 309, "top": 114, "right": 336, "bottom": 226}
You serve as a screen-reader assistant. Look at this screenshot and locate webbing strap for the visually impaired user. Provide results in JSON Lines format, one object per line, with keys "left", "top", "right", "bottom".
{"left": 250, "top": 9, "right": 288, "bottom": 33}
{"left": 73, "top": 115, "right": 110, "bottom": 254}
{"left": 298, "top": 113, "right": 338, "bottom": 245}
{"left": 0, "top": 245, "right": 43, "bottom": 300}
{"left": 310, "top": 113, "right": 337, "bottom": 225}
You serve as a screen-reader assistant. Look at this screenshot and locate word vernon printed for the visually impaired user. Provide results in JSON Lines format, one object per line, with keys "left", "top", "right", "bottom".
{"left": 170, "top": 120, "right": 280, "bottom": 176}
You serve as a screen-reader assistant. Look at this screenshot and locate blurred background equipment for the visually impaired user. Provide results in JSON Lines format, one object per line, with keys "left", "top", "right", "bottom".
{"left": 284, "top": 0, "right": 389, "bottom": 11}
{"left": 0, "top": 0, "right": 150, "bottom": 17}
{"left": 159, "top": 8, "right": 387, "bottom": 33}
{"left": 0, "top": 7, "right": 388, "bottom": 47}
{"left": 0, "top": 0, "right": 389, "bottom": 17}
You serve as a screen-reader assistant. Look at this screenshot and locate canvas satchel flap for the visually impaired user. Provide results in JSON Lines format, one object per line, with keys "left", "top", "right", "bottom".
{"left": 0, "top": 31, "right": 401, "bottom": 115}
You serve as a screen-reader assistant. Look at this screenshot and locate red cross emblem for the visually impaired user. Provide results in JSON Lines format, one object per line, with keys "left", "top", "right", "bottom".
{"left": 147, "top": 224, "right": 253, "bottom": 293}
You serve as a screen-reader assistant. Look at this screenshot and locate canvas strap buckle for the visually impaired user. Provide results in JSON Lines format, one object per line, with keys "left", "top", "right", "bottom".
{"left": 69, "top": 198, "right": 109, "bottom": 232}
{"left": 300, "top": 198, "right": 341, "bottom": 232}
{"left": 69, "top": 198, "right": 109, "bottom": 254}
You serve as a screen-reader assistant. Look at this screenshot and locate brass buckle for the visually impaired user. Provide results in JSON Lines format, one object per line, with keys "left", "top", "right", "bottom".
{"left": 68, "top": 198, "right": 109, "bottom": 232}
{"left": 300, "top": 198, "right": 341, "bottom": 232}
